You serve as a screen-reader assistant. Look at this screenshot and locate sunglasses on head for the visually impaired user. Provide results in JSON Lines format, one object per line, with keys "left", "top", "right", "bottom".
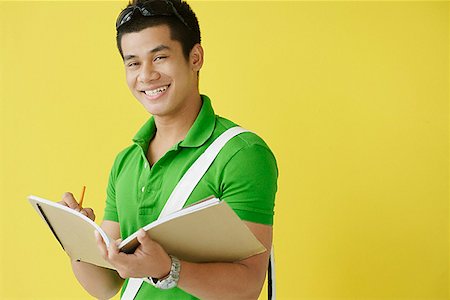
{"left": 116, "top": 0, "right": 190, "bottom": 30}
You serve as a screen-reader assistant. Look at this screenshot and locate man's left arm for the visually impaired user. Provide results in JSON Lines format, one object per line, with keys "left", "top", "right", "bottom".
{"left": 177, "top": 221, "right": 272, "bottom": 299}
{"left": 96, "top": 221, "right": 272, "bottom": 300}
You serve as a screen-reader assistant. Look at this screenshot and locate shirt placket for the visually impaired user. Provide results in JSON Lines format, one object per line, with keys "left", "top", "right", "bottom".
{"left": 137, "top": 150, "right": 168, "bottom": 226}
{"left": 137, "top": 150, "right": 153, "bottom": 217}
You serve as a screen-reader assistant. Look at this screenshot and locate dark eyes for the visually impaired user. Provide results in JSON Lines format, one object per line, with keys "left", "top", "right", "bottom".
{"left": 154, "top": 56, "right": 167, "bottom": 62}
{"left": 125, "top": 56, "right": 167, "bottom": 68}
{"left": 127, "top": 62, "right": 139, "bottom": 67}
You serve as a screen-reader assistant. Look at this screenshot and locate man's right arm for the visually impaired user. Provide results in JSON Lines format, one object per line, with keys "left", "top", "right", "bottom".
{"left": 60, "top": 193, "right": 124, "bottom": 300}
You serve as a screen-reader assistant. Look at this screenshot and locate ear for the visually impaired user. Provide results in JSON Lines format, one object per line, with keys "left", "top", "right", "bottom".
{"left": 189, "top": 43, "right": 204, "bottom": 72}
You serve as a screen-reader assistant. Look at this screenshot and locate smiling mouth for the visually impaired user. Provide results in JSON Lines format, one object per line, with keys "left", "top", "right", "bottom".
{"left": 142, "top": 84, "right": 170, "bottom": 97}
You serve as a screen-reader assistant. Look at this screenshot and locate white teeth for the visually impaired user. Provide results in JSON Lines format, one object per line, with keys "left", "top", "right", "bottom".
{"left": 144, "top": 85, "right": 169, "bottom": 96}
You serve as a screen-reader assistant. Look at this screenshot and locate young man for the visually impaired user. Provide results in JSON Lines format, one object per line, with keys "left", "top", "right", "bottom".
{"left": 60, "top": 0, "right": 278, "bottom": 299}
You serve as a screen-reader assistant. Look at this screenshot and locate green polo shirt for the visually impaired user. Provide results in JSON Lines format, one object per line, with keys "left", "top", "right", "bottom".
{"left": 103, "top": 95, "right": 278, "bottom": 299}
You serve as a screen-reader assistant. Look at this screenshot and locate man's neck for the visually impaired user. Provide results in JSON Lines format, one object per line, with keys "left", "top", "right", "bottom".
{"left": 153, "top": 94, "right": 203, "bottom": 147}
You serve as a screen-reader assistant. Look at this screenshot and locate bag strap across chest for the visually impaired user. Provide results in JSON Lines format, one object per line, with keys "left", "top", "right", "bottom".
{"left": 158, "top": 126, "right": 250, "bottom": 218}
{"left": 122, "top": 126, "right": 259, "bottom": 300}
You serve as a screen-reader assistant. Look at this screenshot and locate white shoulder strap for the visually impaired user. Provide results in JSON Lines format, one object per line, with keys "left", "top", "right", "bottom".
{"left": 160, "top": 126, "right": 250, "bottom": 217}
{"left": 122, "top": 126, "right": 249, "bottom": 300}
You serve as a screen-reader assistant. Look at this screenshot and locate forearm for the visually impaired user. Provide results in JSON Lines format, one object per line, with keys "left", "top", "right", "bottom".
{"left": 177, "top": 260, "right": 267, "bottom": 300}
{"left": 71, "top": 259, "right": 124, "bottom": 300}
{"left": 176, "top": 222, "right": 272, "bottom": 299}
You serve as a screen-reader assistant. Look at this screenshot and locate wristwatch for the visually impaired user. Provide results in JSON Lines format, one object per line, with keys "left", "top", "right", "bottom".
{"left": 147, "top": 255, "right": 181, "bottom": 290}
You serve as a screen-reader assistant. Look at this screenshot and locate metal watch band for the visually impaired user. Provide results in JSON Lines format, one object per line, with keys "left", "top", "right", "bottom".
{"left": 148, "top": 255, "right": 181, "bottom": 290}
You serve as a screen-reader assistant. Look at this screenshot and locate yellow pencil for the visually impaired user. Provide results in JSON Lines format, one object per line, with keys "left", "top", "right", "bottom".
{"left": 79, "top": 185, "right": 86, "bottom": 208}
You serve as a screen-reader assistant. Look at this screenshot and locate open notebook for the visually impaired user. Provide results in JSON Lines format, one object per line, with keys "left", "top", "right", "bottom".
{"left": 28, "top": 195, "right": 266, "bottom": 269}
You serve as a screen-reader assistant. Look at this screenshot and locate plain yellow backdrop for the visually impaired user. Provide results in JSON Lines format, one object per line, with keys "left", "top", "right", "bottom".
{"left": 0, "top": 1, "right": 448, "bottom": 299}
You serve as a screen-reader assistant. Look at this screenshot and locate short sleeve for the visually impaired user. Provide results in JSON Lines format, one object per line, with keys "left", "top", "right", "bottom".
{"left": 103, "top": 157, "right": 119, "bottom": 222}
{"left": 220, "top": 143, "right": 278, "bottom": 225}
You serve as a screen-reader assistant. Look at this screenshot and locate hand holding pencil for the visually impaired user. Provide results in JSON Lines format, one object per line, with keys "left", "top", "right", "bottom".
{"left": 58, "top": 186, "right": 96, "bottom": 221}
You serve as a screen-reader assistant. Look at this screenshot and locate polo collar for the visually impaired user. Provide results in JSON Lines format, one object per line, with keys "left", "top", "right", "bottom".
{"left": 132, "top": 117, "right": 156, "bottom": 152}
{"left": 132, "top": 94, "right": 216, "bottom": 150}
{"left": 179, "top": 94, "right": 216, "bottom": 148}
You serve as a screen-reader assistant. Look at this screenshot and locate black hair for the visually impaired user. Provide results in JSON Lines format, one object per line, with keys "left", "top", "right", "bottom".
{"left": 116, "top": 0, "right": 201, "bottom": 61}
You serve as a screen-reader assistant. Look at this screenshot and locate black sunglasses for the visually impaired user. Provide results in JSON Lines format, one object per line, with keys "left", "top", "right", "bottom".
{"left": 116, "top": 0, "right": 190, "bottom": 30}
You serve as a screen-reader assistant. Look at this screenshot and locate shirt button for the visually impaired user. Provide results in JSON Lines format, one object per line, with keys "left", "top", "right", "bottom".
{"left": 141, "top": 186, "right": 145, "bottom": 193}
{"left": 144, "top": 163, "right": 148, "bottom": 168}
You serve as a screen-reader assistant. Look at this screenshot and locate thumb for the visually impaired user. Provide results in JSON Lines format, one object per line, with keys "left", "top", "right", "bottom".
{"left": 136, "top": 229, "right": 152, "bottom": 247}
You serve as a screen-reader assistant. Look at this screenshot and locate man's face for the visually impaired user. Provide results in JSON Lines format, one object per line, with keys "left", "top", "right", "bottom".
{"left": 121, "top": 25, "right": 200, "bottom": 118}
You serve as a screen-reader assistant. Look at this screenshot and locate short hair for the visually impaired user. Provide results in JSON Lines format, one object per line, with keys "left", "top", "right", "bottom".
{"left": 116, "top": 0, "right": 201, "bottom": 61}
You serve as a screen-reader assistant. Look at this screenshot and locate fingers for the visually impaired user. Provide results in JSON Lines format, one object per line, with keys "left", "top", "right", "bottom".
{"left": 99, "top": 230, "right": 170, "bottom": 279}
{"left": 80, "top": 208, "right": 95, "bottom": 221}
{"left": 136, "top": 229, "right": 148, "bottom": 243}
{"left": 108, "top": 238, "right": 123, "bottom": 260}
{"left": 135, "top": 229, "right": 171, "bottom": 278}
{"left": 106, "top": 238, "right": 130, "bottom": 278}
{"left": 96, "top": 232, "right": 128, "bottom": 277}
{"left": 95, "top": 230, "right": 123, "bottom": 261}
{"left": 95, "top": 230, "right": 110, "bottom": 262}
{"left": 136, "top": 229, "right": 153, "bottom": 253}
{"left": 58, "top": 192, "right": 96, "bottom": 221}
{"left": 59, "top": 192, "right": 81, "bottom": 211}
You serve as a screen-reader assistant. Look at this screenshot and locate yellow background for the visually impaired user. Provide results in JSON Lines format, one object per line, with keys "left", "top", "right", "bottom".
{"left": 0, "top": 1, "right": 448, "bottom": 299}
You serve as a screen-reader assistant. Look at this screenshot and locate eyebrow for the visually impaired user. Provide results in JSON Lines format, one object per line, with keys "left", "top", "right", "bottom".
{"left": 123, "top": 44, "right": 171, "bottom": 62}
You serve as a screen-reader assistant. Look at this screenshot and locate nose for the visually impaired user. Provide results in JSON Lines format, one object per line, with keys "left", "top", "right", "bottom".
{"left": 137, "top": 61, "right": 160, "bottom": 83}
